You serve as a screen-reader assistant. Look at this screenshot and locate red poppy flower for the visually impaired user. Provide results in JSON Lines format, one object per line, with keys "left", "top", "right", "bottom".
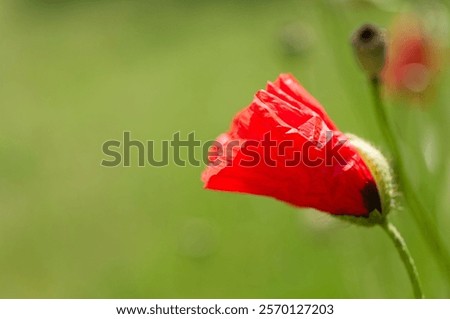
{"left": 382, "top": 14, "right": 440, "bottom": 100}
{"left": 202, "top": 74, "right": 381, "bottom": 216}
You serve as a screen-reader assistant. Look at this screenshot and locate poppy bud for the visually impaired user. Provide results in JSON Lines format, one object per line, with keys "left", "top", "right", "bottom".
{"left": 343, "top": 134, "right": 396, "bottom": 226}
{"left": 351, "top": 23, "right": 387, "bottom": 80}
{"left": 202, "top": 74, "right": 386, "bottom": 218}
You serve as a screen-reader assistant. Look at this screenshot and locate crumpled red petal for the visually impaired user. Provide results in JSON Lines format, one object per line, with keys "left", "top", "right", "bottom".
{"left": 202, "top": 74, "right": 381, "bottom": 216}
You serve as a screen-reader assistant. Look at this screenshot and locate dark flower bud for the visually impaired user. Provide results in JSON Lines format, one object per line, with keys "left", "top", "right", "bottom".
{"left": 351, "top": 23, "right": 387, "bottom": 80}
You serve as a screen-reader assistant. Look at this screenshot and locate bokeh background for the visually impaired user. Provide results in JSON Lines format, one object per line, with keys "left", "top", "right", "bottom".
{"left": 0, "top": 0, "right": 448, "bottom": 298}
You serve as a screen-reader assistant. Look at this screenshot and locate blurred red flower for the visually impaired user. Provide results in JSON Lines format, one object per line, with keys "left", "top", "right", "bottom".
{"left": 382, "top": 14, "right": 441, "bottom": 102}
{"left": 202, "top": 74, "right": 381, "bottom": 216}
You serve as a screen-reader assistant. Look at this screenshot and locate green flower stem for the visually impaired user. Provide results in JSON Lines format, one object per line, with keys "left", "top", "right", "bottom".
{"left": 370, "top": 77, "right": 450, "bottom": 284}
{"left": 381, "top": 220, "right": 424, "bottom": 299}
{"left": 370, "top": 78, "right": 401, "bottom": 162}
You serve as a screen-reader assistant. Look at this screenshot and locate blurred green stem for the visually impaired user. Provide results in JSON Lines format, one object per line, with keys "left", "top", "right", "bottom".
{"left": 370, "top": 77, "right": 450, "bottom": 284}
{"left": 381, "top": 220, "right": 423, "bottom": 298}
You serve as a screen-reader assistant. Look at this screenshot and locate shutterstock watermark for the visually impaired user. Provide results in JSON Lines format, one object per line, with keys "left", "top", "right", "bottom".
{"left": 100, "top": 131, "right": 349, "bottom": 168}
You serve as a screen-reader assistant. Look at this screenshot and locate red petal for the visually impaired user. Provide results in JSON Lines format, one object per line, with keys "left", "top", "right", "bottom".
{"left": 202, "top": 74, "right": 381, "bottom": 216}
{"left": 272, "top": 74, "right": 338, "bottom": 130}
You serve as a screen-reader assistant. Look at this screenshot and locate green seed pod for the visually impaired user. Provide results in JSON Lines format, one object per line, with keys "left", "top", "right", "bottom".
{"left": 351, "top": 24, "right": 387, "bottom": 80}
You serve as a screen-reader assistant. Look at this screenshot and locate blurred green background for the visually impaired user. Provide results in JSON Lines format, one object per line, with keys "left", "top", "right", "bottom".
{"left": 0, "top": 0, "right": 448, "bottom": 298}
